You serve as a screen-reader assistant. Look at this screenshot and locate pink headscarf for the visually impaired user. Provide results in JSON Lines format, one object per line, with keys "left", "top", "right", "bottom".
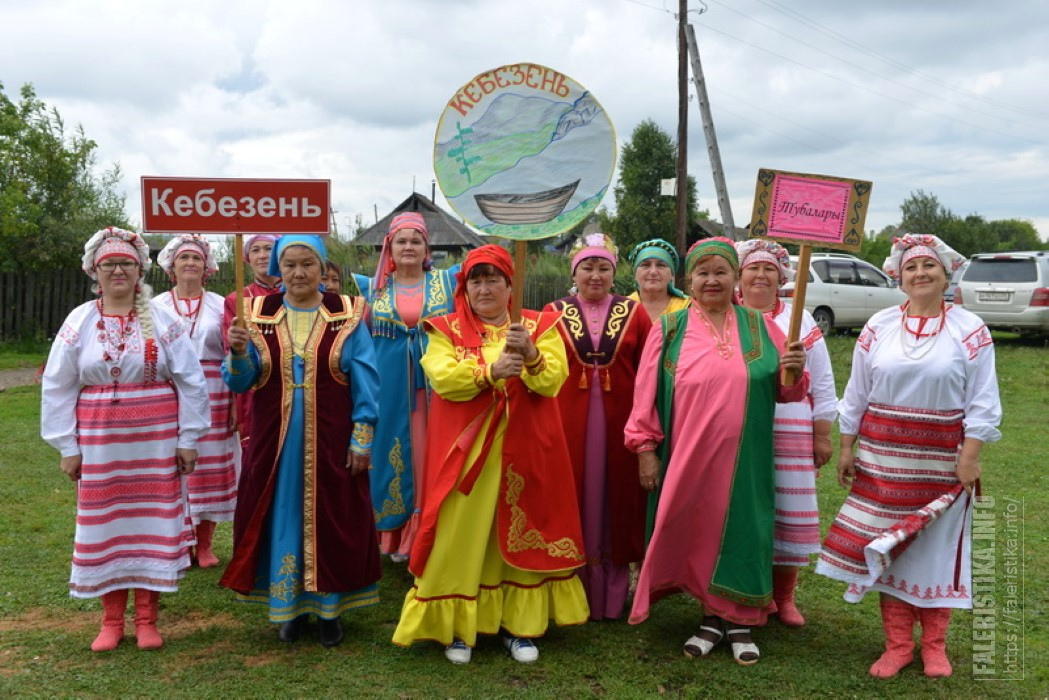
{"left": 373, "top": 212, "right": 432, "bottom": 292}
{"left": 570, "top": 233, "right": 619, "bottom": 274}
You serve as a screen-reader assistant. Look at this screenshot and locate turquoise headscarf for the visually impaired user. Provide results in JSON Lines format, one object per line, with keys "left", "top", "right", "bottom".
{"left": 628, "top": 238, "right": 686, "bottom": 298}
{"left": 267, "top": 235, "right": 327, "bottom": 277}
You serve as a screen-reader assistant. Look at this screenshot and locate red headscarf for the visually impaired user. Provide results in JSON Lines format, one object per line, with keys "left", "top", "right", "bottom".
{"left": 453, "top": 244, "right": 515, "bottom": 351}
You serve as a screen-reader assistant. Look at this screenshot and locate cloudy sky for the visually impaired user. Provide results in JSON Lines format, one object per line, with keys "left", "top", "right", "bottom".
{"left": 2, "top": 0, "right": 1047, "bottom": 241}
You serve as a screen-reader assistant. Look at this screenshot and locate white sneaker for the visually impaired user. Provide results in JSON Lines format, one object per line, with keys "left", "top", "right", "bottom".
{"left": 444, "top": 639, "right": 471, "bottom": 664}
{"left": 389, "top": 552, "right": 408, "bottom": 564}
{"left": 502, "top": 635, "right": 539, "bottom": 663}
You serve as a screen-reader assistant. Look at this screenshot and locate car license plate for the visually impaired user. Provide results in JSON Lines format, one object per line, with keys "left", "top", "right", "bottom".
{"left": 979, "top": 291, "right": 1010, "bottom": 302}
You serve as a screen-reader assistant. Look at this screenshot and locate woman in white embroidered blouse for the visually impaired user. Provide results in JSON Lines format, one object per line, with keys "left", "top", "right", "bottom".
{"left": 41, "top": 227, "right": 209, "bottom": 652}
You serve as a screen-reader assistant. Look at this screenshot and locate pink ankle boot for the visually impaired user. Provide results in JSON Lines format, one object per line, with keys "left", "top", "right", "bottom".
{"left": 91, "top": 589, "right": 128, "bottom": 652}
{"left": 869, "top": 596, "right": 916, "bottom": 678}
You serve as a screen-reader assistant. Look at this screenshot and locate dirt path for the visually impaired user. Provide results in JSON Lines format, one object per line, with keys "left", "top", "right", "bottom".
{"left": 0, "top": 367, "right": 40, "bottom": 390}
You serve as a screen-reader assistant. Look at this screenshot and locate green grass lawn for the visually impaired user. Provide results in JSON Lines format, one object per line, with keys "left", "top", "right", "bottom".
{"left": 0, "top": 335, "right": 1045, "bottom": 698}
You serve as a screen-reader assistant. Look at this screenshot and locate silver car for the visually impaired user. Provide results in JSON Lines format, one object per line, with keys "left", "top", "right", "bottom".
{"left": 955, "top": 251, "right": 1049, "bottom": 335}
{"left": 781, "top": 253, "right": 906, "bottom": 335}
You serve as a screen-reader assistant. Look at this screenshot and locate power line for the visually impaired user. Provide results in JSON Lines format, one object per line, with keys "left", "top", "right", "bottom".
{"left": 692, "top": 21, "right": 1043, "bottom": 147}
{"left": 752, "top": 0, "right": 1048, "bottom": 121}
{"left": 705, "top": 0, "right": 1046, "bottom": 131}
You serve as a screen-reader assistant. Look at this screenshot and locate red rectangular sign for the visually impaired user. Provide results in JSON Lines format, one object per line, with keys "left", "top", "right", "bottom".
{"left": 141, "top": 177, "right": 330, "bottom": 235}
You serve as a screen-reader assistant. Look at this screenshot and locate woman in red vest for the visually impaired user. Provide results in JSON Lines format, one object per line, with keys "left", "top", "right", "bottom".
{"left": 221, "top": 235, "right": 381, "bottom": 648}
{"left": 393, "top": 244, "right": 587, "bottom": 665}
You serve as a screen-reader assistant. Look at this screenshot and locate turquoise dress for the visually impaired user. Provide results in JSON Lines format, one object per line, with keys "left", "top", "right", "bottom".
{"left": 354, "top": 267, "right": 458, "bottom": 535}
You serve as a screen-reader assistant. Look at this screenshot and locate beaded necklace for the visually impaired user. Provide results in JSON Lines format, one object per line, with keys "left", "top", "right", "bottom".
{"left": 899, "top": 302, "right": 946, "bottom": 361}
{"left": 95, "top": 298, "right": 136, "bottom": 377}
{"left": 696, "top": 305, "right": 734, "bottom": 360}
{"left": 169, "top": 289, "right": 201, "bottom": 338}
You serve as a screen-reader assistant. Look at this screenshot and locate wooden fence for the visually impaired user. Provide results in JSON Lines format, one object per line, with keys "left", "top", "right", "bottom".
{"left": 1, "top": 267, "right": 575, "bottom": 341}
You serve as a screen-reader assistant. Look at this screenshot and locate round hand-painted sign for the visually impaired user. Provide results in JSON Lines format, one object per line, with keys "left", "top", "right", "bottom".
{"left": 434, "top": 63, "right": 616, "bottom": 241}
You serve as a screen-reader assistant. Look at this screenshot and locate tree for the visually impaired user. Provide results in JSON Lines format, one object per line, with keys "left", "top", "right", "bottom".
{"left": 604, "top": 119, "right": 702, "bottom": 254}
{"left": 0, "top": 82, "right": 131, "bottom": 272}
{"left": 899, "top": 189, "right": 954, "bottom": 238}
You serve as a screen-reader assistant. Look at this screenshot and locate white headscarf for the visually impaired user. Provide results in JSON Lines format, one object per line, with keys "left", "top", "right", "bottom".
{"left": 883, "top": 233, "right": 966, "bottom": 280}
{"left": 157, "top": 235, "right": 219, "bottom": 281}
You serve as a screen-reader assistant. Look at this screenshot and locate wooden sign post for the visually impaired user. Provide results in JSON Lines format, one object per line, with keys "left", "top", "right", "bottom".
{"left": 140, "top": 176, "right": 331, "bottom": 326}
{"left": 749, "top": 168, "right": 872, "bottom": 383}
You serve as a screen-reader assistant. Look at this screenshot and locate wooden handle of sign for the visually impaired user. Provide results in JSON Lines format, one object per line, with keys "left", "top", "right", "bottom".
{"left": 782, "top": 244, "right": 811, "bottom": 386}
{"left": 510, "top": 240, "right": 526, "bottom": 323}
{"left": 233, "top": 234, "right": 246, "bottom": 328}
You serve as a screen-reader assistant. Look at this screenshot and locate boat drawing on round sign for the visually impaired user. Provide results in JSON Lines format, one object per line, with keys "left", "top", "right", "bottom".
{"left": 434, "top": 63, "right": 616, "bottom": 241}
{"left": 473, "top": 180, "right": 580, "bottom": 226}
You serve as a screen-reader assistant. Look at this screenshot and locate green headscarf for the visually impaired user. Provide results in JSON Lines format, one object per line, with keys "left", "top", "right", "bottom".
{"left": 628, "top": 238, "right": 686, "bottom": 298}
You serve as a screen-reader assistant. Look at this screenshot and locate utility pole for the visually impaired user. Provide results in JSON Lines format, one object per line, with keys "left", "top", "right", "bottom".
{"left": 675, "top": 0, "right": 689, "bottom": 259}
{"left": 685, "top": 23, "right": 737, "bottom": 237}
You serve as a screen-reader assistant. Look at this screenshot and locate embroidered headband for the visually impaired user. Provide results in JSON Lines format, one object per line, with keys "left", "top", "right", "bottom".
{"left": 734, "top": 238, "right": 794, "bottom": 285}
{"left": 883, "top": 233, "right": 966, "bottom": 280}
{"left": 158, "top": 235, "right": 219, "bottom": 281}
{"left": 685, "top": 236, "right": 739, "bottom": 274}
{"left": 82, "top": 227, "right": 151, "bottom": 280}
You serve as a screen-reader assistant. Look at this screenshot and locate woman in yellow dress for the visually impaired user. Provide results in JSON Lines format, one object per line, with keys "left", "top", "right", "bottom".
{"left": 392, "top": 244, "right": 588, "bottom": 664}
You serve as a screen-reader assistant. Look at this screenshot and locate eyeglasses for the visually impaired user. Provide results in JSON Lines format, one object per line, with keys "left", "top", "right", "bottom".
{"left": 97, "top": 261, "right": 140, "bottom": 272}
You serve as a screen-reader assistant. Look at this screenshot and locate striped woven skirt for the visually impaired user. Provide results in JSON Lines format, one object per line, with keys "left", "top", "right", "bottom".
{"left": 771, "top": 404, "right": 821, "bottom": 566}
{"left": 70, "top": 381, "right": 194, "bottom": 598}
{"left": 815, "top": 403, "right": 974, "bottom": 609}
{"left": 184, "top": 360, "right": 238, "bottom": 522}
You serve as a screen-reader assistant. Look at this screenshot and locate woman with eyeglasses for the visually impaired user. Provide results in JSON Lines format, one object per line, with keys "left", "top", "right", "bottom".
{"left": 41, "top": 227, "right": 210, "bottom": 652}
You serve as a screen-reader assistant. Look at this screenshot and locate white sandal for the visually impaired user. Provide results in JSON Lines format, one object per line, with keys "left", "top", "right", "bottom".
{"left": 726, "top": 627, "right": 760, "bottom": 666}
{"left": 683, "top": 624, "right": 724, "bottom": 658}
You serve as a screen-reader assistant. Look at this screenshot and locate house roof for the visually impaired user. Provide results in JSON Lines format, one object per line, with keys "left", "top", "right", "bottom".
{"left": 353, "top": 192, "right": 487, "bottom": 248}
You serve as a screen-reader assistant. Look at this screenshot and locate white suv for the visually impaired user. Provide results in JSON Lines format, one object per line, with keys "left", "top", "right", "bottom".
{"left": 956, "top": 251, "right": 1049, "bottom": 335}
{"left": 781, "top": 253, "right": 906, "bottom": 335}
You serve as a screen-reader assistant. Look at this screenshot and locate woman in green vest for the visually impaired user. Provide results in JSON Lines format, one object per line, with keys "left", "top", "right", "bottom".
{"left": 624, "top": 237, "right": 807, "bottom": 665}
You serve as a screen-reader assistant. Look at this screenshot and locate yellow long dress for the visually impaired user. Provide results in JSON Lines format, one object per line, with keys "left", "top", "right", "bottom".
{"left": 392, "top": 319, "right": 589, "bottom": 647}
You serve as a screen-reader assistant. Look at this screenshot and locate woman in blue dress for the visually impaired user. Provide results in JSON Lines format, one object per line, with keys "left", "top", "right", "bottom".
{"left": 222, "top": 235, "right": 381, "bottom": 647}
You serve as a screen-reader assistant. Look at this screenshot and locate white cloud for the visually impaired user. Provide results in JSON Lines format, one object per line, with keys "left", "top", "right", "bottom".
{"left": 1, "top": 0, "right": 1046, "bottom": 242}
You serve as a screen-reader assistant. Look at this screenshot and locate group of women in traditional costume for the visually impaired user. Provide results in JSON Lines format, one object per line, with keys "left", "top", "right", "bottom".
{"left": 42, "top": 220, "right": 1000, "bottom": 680}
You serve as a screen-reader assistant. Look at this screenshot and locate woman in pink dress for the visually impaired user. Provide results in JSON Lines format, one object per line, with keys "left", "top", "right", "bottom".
{"left": 625, "top": 237, "right": 807, "bottom": 665}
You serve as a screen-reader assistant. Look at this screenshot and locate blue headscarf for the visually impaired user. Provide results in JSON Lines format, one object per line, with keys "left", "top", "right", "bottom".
{"left": 267, "top": 235, "right": 327, "bottom": 278}
{"left": 628, "top": 238, "right": 686, "bottom": 298}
